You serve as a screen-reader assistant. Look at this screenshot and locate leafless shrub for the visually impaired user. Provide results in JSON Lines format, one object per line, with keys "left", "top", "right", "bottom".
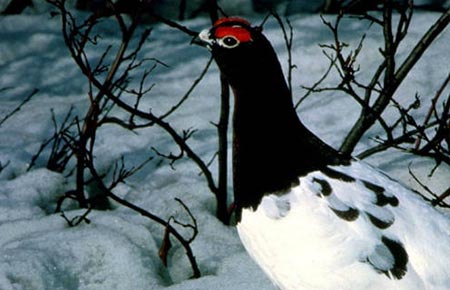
{"left": 299, "top": 1, "right": 450, "bottom": 205}
{"left": 41, "top": 0, "right": 210, "bottom": 276}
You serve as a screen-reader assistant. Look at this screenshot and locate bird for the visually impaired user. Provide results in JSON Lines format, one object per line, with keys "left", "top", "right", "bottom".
{"left": 199, "top": 17, "right": 450, "bottom": 290}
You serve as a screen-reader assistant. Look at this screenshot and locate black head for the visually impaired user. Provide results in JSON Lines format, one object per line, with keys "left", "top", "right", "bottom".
{"left": 199, "top": 17, "right": 283, "bottom": 90}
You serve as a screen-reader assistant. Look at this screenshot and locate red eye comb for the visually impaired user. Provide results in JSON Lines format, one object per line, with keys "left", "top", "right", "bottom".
{"left": 213, "top": 17, "right": 253, "bottom": 43}
{"left": 213, "top": 17, "right": 251, "bottom": 28}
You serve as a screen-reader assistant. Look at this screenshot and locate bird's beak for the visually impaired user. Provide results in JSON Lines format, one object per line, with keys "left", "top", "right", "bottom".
{"left": 198, "top": 29, "right": 215, "bottom": 50}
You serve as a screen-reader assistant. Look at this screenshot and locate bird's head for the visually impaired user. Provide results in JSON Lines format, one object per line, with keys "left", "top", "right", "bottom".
{"left": 199, "top": 17, "right": 255, "bottom": 51}
{"left": 199, "top": 17, "right": 281, "bottom": 89}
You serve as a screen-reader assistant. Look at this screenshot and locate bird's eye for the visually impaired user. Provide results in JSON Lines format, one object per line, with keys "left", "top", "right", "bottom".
{"left": 219, "top": 36, "right": 239, "bottom": 48}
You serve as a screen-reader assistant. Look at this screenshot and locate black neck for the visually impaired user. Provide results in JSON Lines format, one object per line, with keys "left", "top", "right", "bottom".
{"left": 230, "top": 60, "right": 347, "bottom": 215}
{"left": 211, "top": 29, "right": 349, "bottom": 217}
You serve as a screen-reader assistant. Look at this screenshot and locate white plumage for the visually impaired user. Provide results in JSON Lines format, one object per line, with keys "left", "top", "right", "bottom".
{"left": 237, "top": 161, "right": 450, "bottom": 290}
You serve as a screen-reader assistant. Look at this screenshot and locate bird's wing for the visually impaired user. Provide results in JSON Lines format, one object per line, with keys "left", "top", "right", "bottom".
{"left": 237, "top": 161, "right": 450, "bottom": 290}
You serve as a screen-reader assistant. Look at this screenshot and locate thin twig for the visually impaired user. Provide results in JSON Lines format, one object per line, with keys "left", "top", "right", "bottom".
{"left": 339, "top": 2, "right": 442, "bottom": 154}
{"left": 0, "top": 160, "right": 10, "bottom": 174}
{"left": 271, "top": 12, "right": 295, "bottom": 97}
{"left": 109, "top": 155, "right": 154, "bottom": 190}
{"left": 408, "top": 164, "right": 450, "bottom": 208}
{"left": 356, "top": 118, "right": 447, "bottom": 159}
{"left": 208, "top": 0, "right": 230, "bottom": 225}
{"left": 60, "top": 207, "right": 92, "bottom": 227}
{"left": 86, "top": 156, "right": 201, "bottom": 278}
{"left": 0, "top": 89, "right": 38, "bottom": 126}
{"left": 296, "top": 50, "right": 337, "bottom": 109}
{"left": 415, "top": 71, "right": 450, "bottom": 149}
{"left": 151, "top": 13, "right": 199, "bottom": 37}
{"left": 160, "top": 57, "right": 213, "bottom": 120}
{"left": 173, "top": 198, "right": 198, "bottom": 243}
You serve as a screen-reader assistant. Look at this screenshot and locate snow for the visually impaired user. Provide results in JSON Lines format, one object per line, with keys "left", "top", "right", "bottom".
{"left": 0, "top": 6, "right": 449, "bottom": 290}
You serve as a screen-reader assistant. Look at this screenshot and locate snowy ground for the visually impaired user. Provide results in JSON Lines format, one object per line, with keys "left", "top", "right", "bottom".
{"left": 0, "top": 5, "right": 449, "bottom": 290}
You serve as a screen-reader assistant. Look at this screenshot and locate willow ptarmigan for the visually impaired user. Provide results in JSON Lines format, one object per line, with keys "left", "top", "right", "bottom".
{"left": 199, "top": 17, "right": 450, "bottom": 290}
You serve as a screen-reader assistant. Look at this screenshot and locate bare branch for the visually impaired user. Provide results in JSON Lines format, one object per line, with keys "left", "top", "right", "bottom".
{"left": 408, "top": 165, "right": 450, "bottom": 208}
{"left": 434, "top": 187, "right": 450, "bottom": 207}
{"left": 415, "top": 71, "right": 450, "bottom": 149}
{"left": 28, "top": 107, "right": 76, "bottom": 172}
{"left": 356, "top": 118, "right": 447, "bottom": 159}
{"left": 206, "top": 0, "right": 231, "bottom": 224}
{"left": 151, "top": 13, "right": 199, "bottom": 38}
{"left": 395, "top": 7, "right": 450, "bottom": 86}
{"left": 296, "top": 50, "right": 337, "bottom": 108}
{"left": 173, "top": 198, "right": 198, "bottom": 243}
{"left": 159, "top": 57, "right": 213, "bottom": 120}
{"left": 271, "top": 12, "right": 295, "bottom": 97}
{"left": 0, "top": 88, "right": 38, "bottom": 127}
{"left": 85, "top": 156, "right": 201, "bottom": 278}
{"left": 0, "top": 160, "right": 10, "bottom": 174}
{"left": 109, "top": 155, "right": 154, "bottom": 190}
{"left": 60, "top": 207, "right": 92, "bottom": 227}
{"left": 340, "top": 5, "right": 450, "bottom": 154}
